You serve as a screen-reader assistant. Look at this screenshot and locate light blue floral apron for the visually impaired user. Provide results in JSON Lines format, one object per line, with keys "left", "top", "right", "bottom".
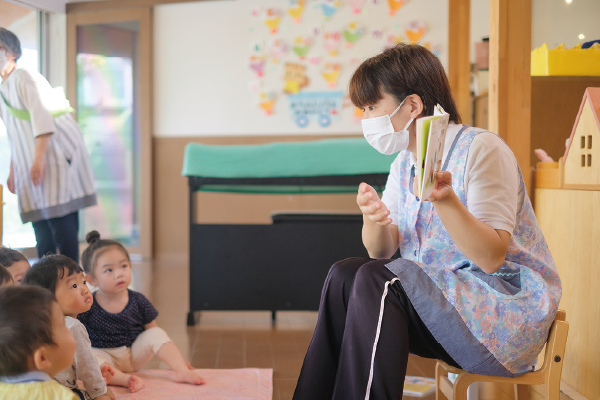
{"left": 385, "top": 126, "right": 562, "bottom": 377}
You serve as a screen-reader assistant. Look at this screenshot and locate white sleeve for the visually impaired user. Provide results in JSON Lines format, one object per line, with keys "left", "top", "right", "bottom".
{"left": 381, "top": 154, "right": 402, "bottom": 226}
{"left": 464, "top": 132, "right": 523, "bottom": 234}
{"left": 70, "top": 321, "right": 108, "bottom": 399}
{"left": 15, "top": 70, "right": 55, "bottom": 137}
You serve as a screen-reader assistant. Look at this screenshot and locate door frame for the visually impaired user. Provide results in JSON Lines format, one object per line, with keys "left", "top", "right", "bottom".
{"left": 67, "top": 8, "right": 153, "bottom": 259}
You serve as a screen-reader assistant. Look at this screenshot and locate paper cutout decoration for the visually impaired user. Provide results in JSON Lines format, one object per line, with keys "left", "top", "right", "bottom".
{"left": 267, "top": 39, "right": 289, "bottom": 63}
{"left": 320, "top": 0, "right": 342, "bottom": 20}
{"left": 288, "top": 91, "right": 344, "bottom": 128}
{"left": 258, "top": 91, "right": 277, "bottom": 115}
{"left": 310, "top": 25, "right": 323, "bottom": 37}
{"left": 321, "top": 63, "right": 342, "bottom": 88}
{"left": 372, "top": 29, "right": 384, "bottom": 39}
{"left": 309, "top": 57, "right": 322, "bottom": 65}
{"left": 323, "top": 31, "right": 342, "bottom": 56}
{"left": 292, "top": 36, "right": 312, "bottom": 59}
{"left": 343, "top": 22, "right": 364, "bottom": 48}
{"left": 287, "top": 0, "right": 305, "bottom": 23}
{"left": 250, "top": 41, "right": 264, "bottom": 54}
{"left": 387, "top": 0, "right": 407, "bottom": 16}
{"left": 250, "top": 8, "right": 260, "bottom": 17}
{"left": 249, "top": 55, "right": 266, "bottom": 77}
{"left": 384, "top": 34, "right": 403, "bottom": 49}
{"left": 347, "top": 0, "right": 365, "bottom": 14}
{"left": 263, "top": 8, "right": 282, "bottom": 34}
{"left": 424, "top": 42, "right": 442, "bottom": 57}
{"left": 283, "top": 62, "right": 310, "bottom": 94}
{"left": 354, "top": 106, "right": 364, "bottom": 121}
{"left": 405, "top": 20, "right": 426, "bottom": 43}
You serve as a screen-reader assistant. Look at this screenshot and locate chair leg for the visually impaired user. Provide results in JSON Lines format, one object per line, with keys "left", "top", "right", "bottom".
{"left": 515, "top": 384, "right": 530, "bottom": 400}
{"left": 453, "top": 374, "right": 475, "bottom": 400}
{"left": 436, "top": 362, "right": 446, "bottom": 400}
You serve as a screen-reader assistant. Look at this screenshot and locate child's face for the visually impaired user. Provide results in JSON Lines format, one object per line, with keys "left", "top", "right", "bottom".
{"left": 89, "top": 246, "right": 132, "bottom": 294}
{"left": 7, "top": 260, "right": 30, "bottom": 285}
{"left": 55, "top": 268, "right": 93, "bottom": 318}
{"left": 40, "top": 302, "right": 76, "bottom": 377}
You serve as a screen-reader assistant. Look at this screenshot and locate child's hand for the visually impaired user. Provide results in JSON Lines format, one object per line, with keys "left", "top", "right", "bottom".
{"left": 101, "top": 364, "right": 115, "bottom": 384}
{"left": 357, "top": 183, "right": 392, "bottom": 226}
{"left": 425, "top": 171, "right": 455, "bottom": 203}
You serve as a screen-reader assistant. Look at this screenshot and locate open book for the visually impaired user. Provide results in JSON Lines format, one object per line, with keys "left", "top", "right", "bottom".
{"left": 403, "top": 375, "right": 436, "bottom": 397}
{"left": 415, "top": 104, "right": 450, "bottom": 201}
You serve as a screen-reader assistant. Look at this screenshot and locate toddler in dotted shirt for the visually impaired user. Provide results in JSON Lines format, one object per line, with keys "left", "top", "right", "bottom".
{"left": 77, "top": 231, "right": 205, "bottom": 393}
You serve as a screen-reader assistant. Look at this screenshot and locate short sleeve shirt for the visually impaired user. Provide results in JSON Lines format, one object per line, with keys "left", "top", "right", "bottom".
{"left": 77, "top": 290, "right": 158, "bottom": 349}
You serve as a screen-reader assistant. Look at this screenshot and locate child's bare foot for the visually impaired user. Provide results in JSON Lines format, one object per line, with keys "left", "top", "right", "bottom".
{"left": 101, "top": 364, "right": 115, "bottom": 384}
{"left": 185, "top": 361, "right": 195, "bottom": 371}
{"left": 174, "top": 369, "right": 205, "bottom": 385}
{"left": 128, "top": 375, "right": 145, "bottom": 392}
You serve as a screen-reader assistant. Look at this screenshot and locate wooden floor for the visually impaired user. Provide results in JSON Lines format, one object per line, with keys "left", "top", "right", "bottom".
{"left": 132, "top": 260, "right": 557, "bottom": 400}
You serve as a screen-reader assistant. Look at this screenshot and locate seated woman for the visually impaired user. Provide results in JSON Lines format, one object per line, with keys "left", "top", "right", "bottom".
{"left": 292, "top": 44, "right": 561, "bottom": 400}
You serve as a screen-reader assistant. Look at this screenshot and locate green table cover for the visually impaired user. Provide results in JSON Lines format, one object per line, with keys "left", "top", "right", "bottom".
{"left": 182, "top": 138, "right": 396, "bottom": 194}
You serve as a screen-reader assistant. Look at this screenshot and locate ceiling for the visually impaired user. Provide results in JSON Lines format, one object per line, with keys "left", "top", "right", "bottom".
{"left": 0, "top": 1, "right": 35, "bottom": 27}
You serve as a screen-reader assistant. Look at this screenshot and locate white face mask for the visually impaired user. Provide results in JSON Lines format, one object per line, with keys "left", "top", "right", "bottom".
{"left": 0, "top": 51, "right": 9, "bottom": 72}
{"left": 361, "top": 96, "right": 414, "bottom": 155}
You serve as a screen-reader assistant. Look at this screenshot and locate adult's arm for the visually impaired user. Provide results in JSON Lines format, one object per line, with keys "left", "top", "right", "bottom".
{"left": 358, "top": 183, "right": 399, "bottom": 259}
{"left": 31, "top": 132, "right": 51, "bottom": 186}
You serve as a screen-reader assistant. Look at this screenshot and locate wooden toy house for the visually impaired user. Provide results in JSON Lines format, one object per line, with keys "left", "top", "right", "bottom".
{"left": 560, "top": 87, "right": 600, "bottom": 189}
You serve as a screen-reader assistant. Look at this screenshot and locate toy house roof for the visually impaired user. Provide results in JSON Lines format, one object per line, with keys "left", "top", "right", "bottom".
{"left": 564, "top": 87, "right": 600, "bottom": 162}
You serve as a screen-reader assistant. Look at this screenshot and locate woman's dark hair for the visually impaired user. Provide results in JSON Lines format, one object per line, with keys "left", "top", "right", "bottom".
{"left": 23, "top": 254, "right": 83, "bottom": 294}
{"left": 0, "top": 285, "right": 56, "bottom": 376}
{"left": 0, "top": 246, "right": 28, "bottom": 268}
{"left": 0, "top": 28, "right": 22, "bottom": 60}
{"left": 81, "top": 230, "right": 130, "bottom": 275}
{"left": 0, "top": 264, "right": 13, "bottom": 286}
{"left": 349, "top": 43, "right": 461, "bottom": 123}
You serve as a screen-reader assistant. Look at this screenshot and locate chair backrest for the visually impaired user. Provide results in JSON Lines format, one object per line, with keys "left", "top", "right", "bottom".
{"left": 537, "top": 310, "right": 569, "bottom": 378}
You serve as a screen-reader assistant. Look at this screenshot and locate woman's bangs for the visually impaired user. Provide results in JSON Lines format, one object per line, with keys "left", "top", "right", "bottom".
{"left": 349, "top": 62, "right": 382, "bottom": 108}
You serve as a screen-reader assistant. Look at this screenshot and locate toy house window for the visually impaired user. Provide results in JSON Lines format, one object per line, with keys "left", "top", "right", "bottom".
{"left": 582, "top": 155, "right": 586, "bottom": 167}
{"left": 588, "top": 154, "right": 592, "bottom": 167}
{"left": 581, "top": 136, "right": 586, "bottom": 148}
{"left": 588, "top": 135, "right": 592, "bottom": 149}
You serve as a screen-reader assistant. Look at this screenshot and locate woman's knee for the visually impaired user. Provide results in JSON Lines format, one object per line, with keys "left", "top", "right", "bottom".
{"left": 327, "top": 257, "right": 371, "bottom": 285}
{"left": 352, "top": 259, "right": 397, "bottom": 295}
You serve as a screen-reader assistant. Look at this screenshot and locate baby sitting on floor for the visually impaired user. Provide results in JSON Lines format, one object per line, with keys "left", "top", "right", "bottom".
{"left": 77, "top": 231, "right": 205, "bottom": 393}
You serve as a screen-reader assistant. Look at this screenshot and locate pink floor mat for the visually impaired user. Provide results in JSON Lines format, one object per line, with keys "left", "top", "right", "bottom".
{"left": 111, "top": 368, "right": 273, "bottom": 400}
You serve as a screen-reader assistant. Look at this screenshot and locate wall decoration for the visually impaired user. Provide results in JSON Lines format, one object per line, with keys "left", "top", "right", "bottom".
{"left": 292, "top": 36, "right": 312, "bottom": 59}
{"left": 405, "top": 20, "right": 426, "bottom": 43}
{"left": 309, "top": 57, "right": 322, "bottom": 65}
{"left": 323, "top": 31, "right": 342, "bottom": 56}
{"left": 263, "top": 8, "right": 283, "bottom": 34}
{"left": 347, "top": 0, "right": 365, "bottom": 14}
{"left": 387, "top": 0, "right": 407, "bottom": 16}
{"left": 310, "top": 25, "right": 323, "bottom": 37}
{"left": 258, "top": 91, "right": 277, "bottom": 115}
{"left": 384, "top": 34, "right": 403, "bottom": 49}
{"left": 343, "top": 22, "right": 364, "bottom": 48}
{"left": 267, "top": 38, "right": 289, "bottom": 63}
{"left": 424, "top": 42, "right": 442, "bottom": 57}
{"left": 288, "top": 91, "right": 344, "bottom": 127}
{"left": 283, "top": 62, "right": 310, "bottom": 94}
{"left": 320, "top": 0, "right": 343, "bottom": 20}
{"left": 321, "top": 63, "right": 342, "bottom": 88}
{"left": 249, "top": 55, "right": 266, "bottom": 77}
{"left": 287, "top": 0, "right": 306, "bottom": 23}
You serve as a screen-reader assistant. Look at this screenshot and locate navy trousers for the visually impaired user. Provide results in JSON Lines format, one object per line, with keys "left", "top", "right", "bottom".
{"left": 293, "top": 257, "right": 459, "bottom": 400}
{"left": 32, "top": 211, "right": 80, "bottom": 263}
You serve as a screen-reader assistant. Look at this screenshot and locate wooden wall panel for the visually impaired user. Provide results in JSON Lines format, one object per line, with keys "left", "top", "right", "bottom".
{"left": 448, "top": 0, "right": 472, "bottom": 125}
{"left": 534, "top": 188, "right": 600, "bottom": 400}
{"left": 489, "top": 0, "right": 532, "bottom": 190}
{"left": 153, "top": 135, "right": 364, "bottom": 263}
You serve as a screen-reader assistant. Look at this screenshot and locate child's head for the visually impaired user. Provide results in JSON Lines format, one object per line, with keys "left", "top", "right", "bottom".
{"left": 0, "top": 247, "right": 29, "bottom": 285}
{"left": 23, "top": 254, "right": 92, "bottom": 318}
{"left": 0, "top": 286, "right": 75, "bottom": 377}
{"left": 81, "top": 231, "right": 132, "bottom": 294}
{"left": 0, "top": 264, "right": 13, "bottom": 286}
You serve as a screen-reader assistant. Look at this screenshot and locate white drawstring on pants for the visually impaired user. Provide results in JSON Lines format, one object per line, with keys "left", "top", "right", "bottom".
{"left": 364, "top": 277, "right": 400, "bottom": 400}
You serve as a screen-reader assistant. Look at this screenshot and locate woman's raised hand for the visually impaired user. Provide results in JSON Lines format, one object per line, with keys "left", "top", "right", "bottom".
{"left": 357, "top": 183, "right": 392, "bottom": 226}
{"left": 425, "top": 171, "right": 455, "bottom": 203}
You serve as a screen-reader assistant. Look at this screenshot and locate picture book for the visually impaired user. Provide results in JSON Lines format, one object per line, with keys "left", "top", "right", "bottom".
{"left": 415, "top": 104, "right": 450, "bottom": 201}
{"left": 403, "top": 375, "right": 436, "bottom": 397}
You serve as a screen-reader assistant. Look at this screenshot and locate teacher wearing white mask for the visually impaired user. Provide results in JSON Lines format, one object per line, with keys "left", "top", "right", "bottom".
{"left": 0, "top": 28, "right": 96, "bottom": 262}
{"left": 293, "top": 44, "right": 561, "bottom": 400}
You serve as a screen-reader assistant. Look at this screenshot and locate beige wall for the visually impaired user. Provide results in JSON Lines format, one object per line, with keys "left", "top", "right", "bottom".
{"left": 153, "top": 135, "right": 366, "bottom": 262}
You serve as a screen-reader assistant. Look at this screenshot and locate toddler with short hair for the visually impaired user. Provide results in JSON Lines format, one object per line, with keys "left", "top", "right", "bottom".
{"left": 0, "top": 246, "right": 29, "bottom": 284}
{"left": 0, "top": 264, "right": 13, "bottom": 286}
{"left": 24, "top": 254, "right": 115, "bottom": 400}
{"left": 0, "top": 285, "right": 78, "bottom": 400}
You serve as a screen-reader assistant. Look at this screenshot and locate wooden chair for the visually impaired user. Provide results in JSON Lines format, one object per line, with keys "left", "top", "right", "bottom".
{"left": 436, "top": 310, "right": 568, "bottom": 400}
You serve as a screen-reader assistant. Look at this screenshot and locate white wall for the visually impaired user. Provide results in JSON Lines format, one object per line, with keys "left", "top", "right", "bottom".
{"left": 532, "top": 0, "right": 600, "bottom": 49}
{"left": 154, "top": 0, "right": 450, "bottom": 137}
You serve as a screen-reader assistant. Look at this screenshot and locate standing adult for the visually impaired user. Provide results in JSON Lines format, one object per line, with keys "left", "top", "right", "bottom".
{"left": 0, "top": 28, "right": 96, "bottom": 262}
{"left": 293, "top": 44, "right": 561, "bottom": 399}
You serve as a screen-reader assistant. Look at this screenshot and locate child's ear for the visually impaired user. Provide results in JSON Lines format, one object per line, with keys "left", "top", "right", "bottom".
{"left": 32, "top": 346, "right": 52, "bottom": 372}
{"left": 85, "top": 273, "right": 97, "bottom": 287}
